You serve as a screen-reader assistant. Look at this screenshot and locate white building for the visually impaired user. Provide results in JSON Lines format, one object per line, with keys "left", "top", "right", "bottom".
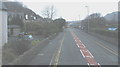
{"left": 0, "top": 2, "right": 8, "bottom": 46}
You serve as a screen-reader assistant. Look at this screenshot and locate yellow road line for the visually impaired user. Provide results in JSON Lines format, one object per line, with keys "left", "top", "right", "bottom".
{"left": 49, "top": 46, "right": 58, "bottom": 66}
{"left": 54, "top": 34, "right": 65, "bottom": 65}
{"left": 51, "top": 33, "right": 65, "bottom": 67}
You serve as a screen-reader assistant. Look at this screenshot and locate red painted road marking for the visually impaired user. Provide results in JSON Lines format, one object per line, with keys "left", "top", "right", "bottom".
{"left": 71, "top": 31, "right": 101, "bottom": 67}
{"left": 82, "top": 50, "right": 92, "bottom": 57}
{"left": 85, "top": 57, "right": 97, "bottom": 64}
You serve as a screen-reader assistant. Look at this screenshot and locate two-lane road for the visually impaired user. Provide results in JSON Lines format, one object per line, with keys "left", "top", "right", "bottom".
{"left": 28, "top": 28, "right": 118, "bottom": 66}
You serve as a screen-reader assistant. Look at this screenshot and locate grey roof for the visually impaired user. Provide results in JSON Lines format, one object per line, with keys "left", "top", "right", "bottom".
{"left": 3, "top": 2, "right": 35, "bottom": 14}
{"left": 0, "top": 1, "right": 7, "bottom": 10}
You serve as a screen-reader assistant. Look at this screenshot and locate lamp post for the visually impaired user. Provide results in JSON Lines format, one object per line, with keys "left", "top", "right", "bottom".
{"left": 114, "top": 13, "right": 116, "bottom": 27}
{"left": 85, "top": 6, "right": 89, "bottom": 32}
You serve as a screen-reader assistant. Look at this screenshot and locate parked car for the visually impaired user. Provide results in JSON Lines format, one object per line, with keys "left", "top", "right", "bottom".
{"left": 18, "top": 32, "right": 33, "bottom": 40}
{"left": 23, "top": 34, "right": 33, "bottom": 40}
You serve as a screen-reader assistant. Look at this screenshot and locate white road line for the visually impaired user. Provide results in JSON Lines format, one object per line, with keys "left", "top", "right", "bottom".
{"left": 87, "top": 50, "right": 94, "bottom": 58}
{"left": 96, "top": 42, "right": 118, "bottom": 56}
{"left": 90, "top": 64, "right": 96, "bottom": 65}
{"left": 98, "top": 63, "right": 101, "bottom": 67}
{"left": 85, "top": 56, "right": 93, "bottom": 58}
{"left": 80, "top": 50, "right": 85, "bottom": 58}
{"left": 79, "top": 40, "right": 81, "bottom": 42}
{"left": 80, "top": 46, "right": 85, "bottom": 48}
{"left": 87, "top": 63, "right": 90, "bottom": 65}
{"left": 98, "top": 63, "right": 100, "bottom": 65}
{"left": 70, "top": 30, "right": 101, "bottom": 67}
{"left": 76, "top": 44, "right": 79, "bottom": 47}
{"left": 82, "top": 44, "right": 86, "bottom": 47}
{"left": 81, "top": 49, "right": 88, "bottom": 52}
{"left": 75, "top": 40, "right": 77, "bottom": 42}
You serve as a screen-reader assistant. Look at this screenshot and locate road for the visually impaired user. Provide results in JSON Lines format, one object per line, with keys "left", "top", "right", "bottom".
{"left": 28, "top": 28, "right": 118, "bottom": 66}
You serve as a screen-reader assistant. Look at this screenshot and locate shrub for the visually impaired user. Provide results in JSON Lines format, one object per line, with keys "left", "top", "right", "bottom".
{"left": 2, "top": 39, "right": 32, "bottom": 64}
{"left": 90, "top": 28, "right": 118, "bottom": 38}
{"left": 2, "top": 48, "right": 17, "bottom": 64}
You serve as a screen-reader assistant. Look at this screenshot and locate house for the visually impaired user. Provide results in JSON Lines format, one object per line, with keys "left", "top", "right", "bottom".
{"left": 8, "top": 25, "right": 21, "bottom": 36}
{"left": 3, "top": 2, "right": 37, "bottom": 36}
{"left": 4, "top": 2, "right": 37, "bottom": 21}
{"left": 4, "top": 1, "right": 45, "bottom": 23}
{"left": 0, "top": 2, "right": 8, "bottom": 46}
{"left": 3, "top": 1, "right": 46, "bottom": 37}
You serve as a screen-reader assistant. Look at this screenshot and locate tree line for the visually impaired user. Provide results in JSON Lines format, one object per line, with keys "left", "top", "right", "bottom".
{"left": 24, "top": 18, "right": 66, "bottom": 37}
{"left": 80, "top": 13, "right": 118, "bottom": 38}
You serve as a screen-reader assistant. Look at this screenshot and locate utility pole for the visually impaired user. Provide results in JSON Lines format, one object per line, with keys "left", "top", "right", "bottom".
{"left": 85, "top": 6, "right": 89, "bottom": 32}
{"left": 114, "top": 13, "right": 116, "bottom": 41}
{"left": 78, "top": 15, "right": 81, "bottom": 29}
{"left": 114, "top": 13, "right": 116, "bottom": 27}
{"left": 78, "top": 15, "right": 80, "bottom": 21}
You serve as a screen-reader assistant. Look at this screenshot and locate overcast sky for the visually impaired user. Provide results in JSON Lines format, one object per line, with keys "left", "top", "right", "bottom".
{"left": 8, "top": 0, "right": 119, "bottom": 21}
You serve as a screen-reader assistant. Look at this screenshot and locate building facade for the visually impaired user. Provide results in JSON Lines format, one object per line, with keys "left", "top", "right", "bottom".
{"left": 0, "top": 2, "right": 8, "bottom": 46}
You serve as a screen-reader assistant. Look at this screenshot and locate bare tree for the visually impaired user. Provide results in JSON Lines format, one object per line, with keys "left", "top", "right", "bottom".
{"left": 42, "top": 6, "right": 50, "bottom": 18}
{"left": 42, "top": 5, "right": 56, "bottom": 19}
{"left": 50, "top": 5, "right": 56, "bottom": 19}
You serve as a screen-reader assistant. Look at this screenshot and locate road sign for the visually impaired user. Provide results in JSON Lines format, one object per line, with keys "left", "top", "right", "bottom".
{"left": 107, "top": 28, "right": 117, "bottom": 31}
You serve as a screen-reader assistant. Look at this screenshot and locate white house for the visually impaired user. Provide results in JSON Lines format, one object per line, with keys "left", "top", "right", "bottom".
{"left": 0, "top": 2, "right": 8, "bottom": 46}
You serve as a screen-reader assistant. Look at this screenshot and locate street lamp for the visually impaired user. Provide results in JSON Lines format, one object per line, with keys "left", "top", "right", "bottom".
{"left": 85, "top": 6, "right": 89, "bottom": 16}
{"left": 85, "top": 6, "right": 89, "bottom": 32}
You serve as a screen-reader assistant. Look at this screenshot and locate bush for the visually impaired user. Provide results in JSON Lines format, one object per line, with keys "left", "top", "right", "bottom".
{"left": 2, "top": 39, "right": 32, "bottom": 64}
{"left": 25, "top": 18, "right": 66, "bottom": 38}
{"left": 5, "top": 39, "right": 31, "bottom": 55}
{"left": 90, "top": 28, "right": 118, "bottom": 38}
{"left": 2, "top": 48, "right": 17, "bottom": 64}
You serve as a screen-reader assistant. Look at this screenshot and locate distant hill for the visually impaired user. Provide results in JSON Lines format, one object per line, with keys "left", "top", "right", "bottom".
{"left": 67, "top": 20, "right": 81, "bottom": 23}
{"left": 104, "top": 11, "right": 120, "bottom": 23}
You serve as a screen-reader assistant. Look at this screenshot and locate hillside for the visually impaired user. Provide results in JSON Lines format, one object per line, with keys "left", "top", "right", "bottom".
{"left": 104, "top": 11, "right": 120, "bottom": 23}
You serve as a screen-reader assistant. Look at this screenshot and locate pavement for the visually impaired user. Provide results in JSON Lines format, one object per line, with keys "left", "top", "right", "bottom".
{"left": 25, "top": 28, "right": 118, "bottom": 66}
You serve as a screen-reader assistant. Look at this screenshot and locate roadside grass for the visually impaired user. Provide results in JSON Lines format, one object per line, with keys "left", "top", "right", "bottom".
{"left": 31, "top": 39, "right": 41, "bottom": 45}
{"left": 2, "top": 46, "right": 17, "bottom": 64}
